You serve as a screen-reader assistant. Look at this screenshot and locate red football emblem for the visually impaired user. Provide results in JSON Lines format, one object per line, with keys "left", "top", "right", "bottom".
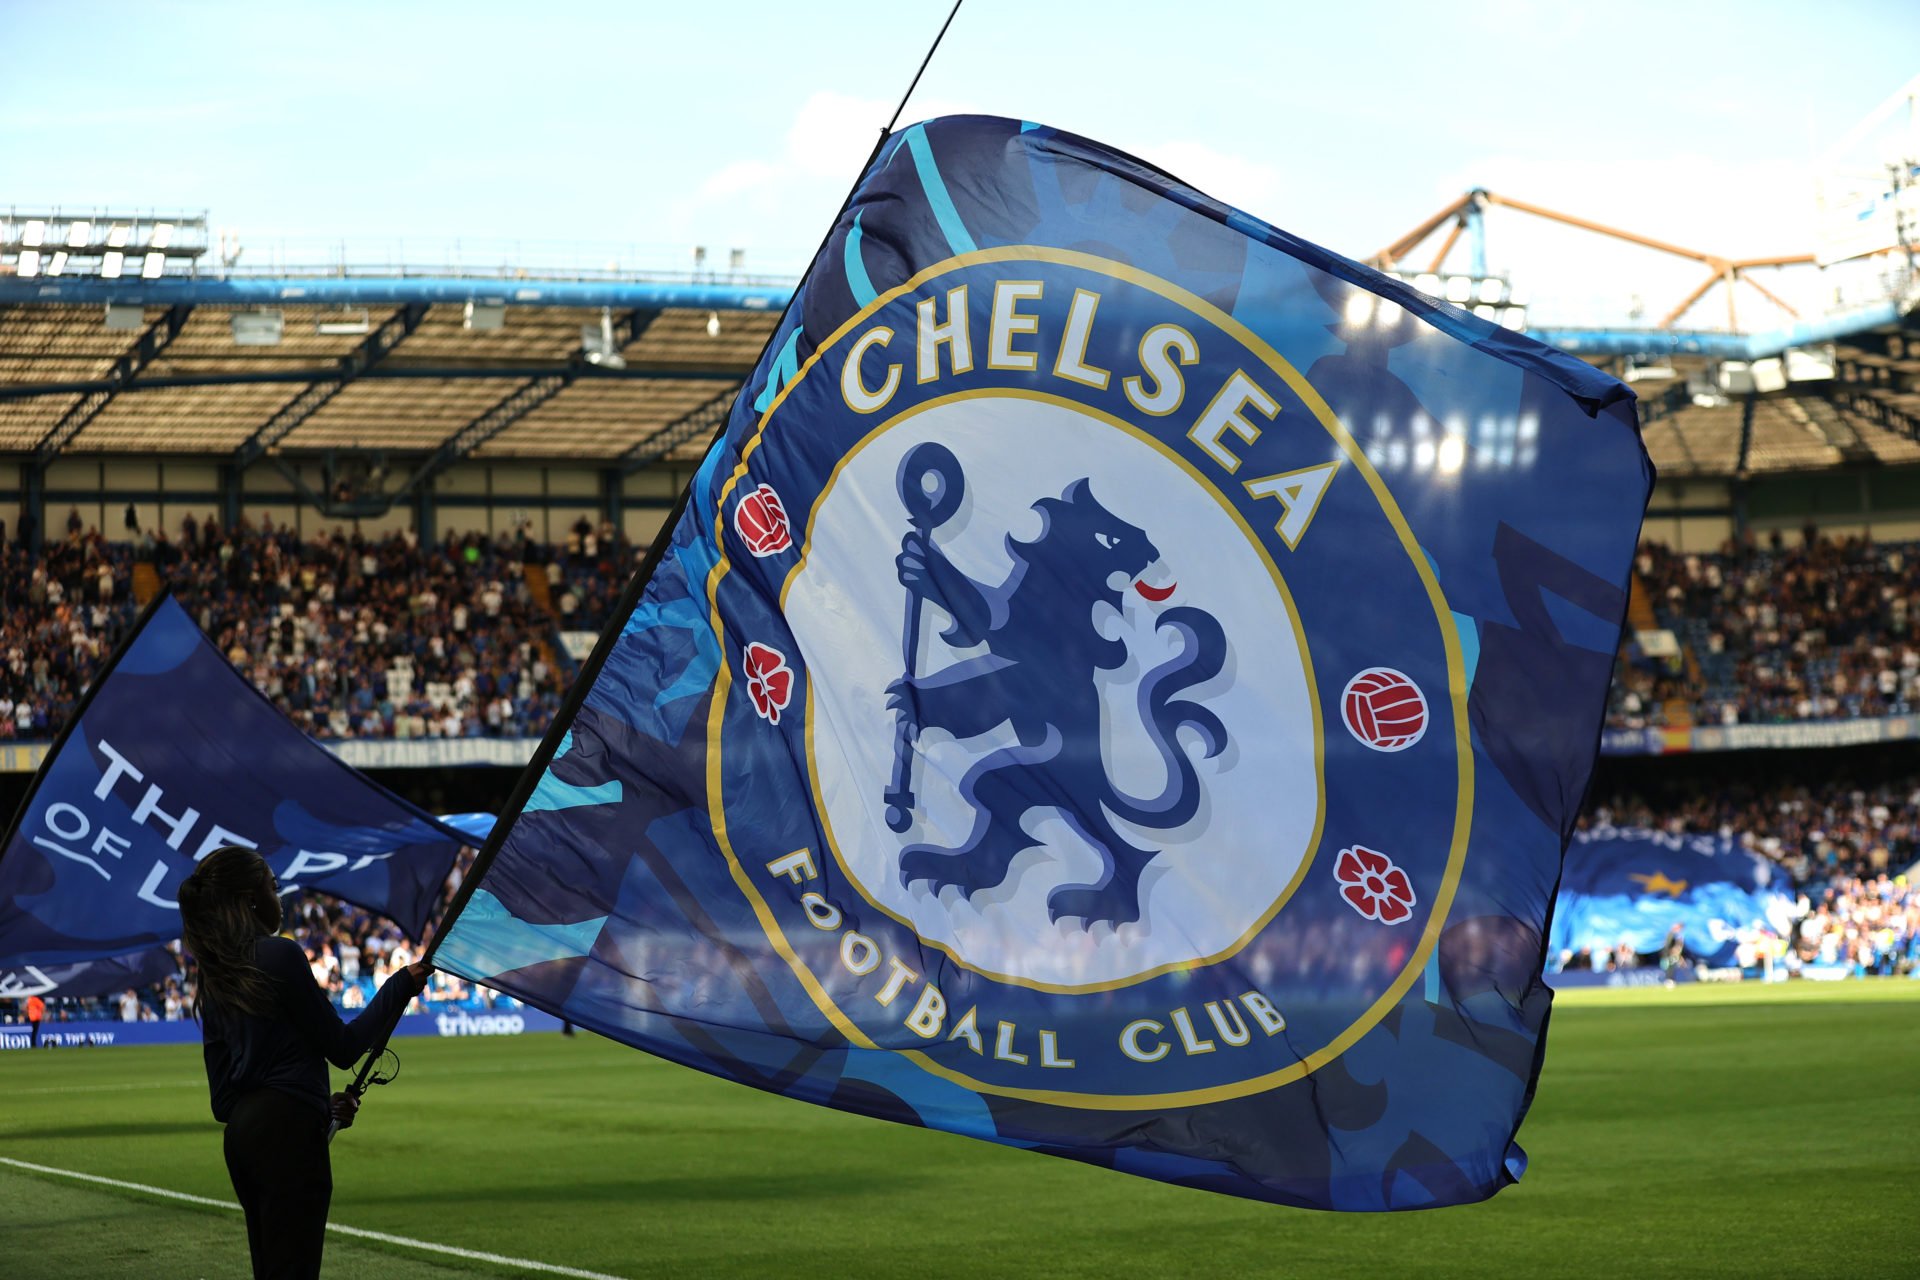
{"left": 743, "top": 641, "right": 794, "bottom": 724}
{"left": 1333, "top": 845, "right": 1416, "bottom": 923}
{"left": 1341, "top": 667, "right": 1427, "bottom": 752}
{"left": 734, "top": 483, "right": 792, "bottom": 557}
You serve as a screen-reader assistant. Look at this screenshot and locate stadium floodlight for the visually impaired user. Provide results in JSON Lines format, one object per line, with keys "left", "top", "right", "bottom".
{"left": 729, "top": 248, "right": 746, "bottom": 272}
{"left": 1444, "top": 275, "right": 1473, "bottom": 303}
{"left": 1478, "top": 277, "right": 1505, "bottom": 304}
{"left": 464, "top": 301, "right": 506, "bottom": 331}
{"left": 231, "top": 310, "right": 285, "bottom": 346}
{"left": 1500, "top": 306, "right": 1526, "bottom": 330}
{"left": 1473, "top": 303, "right": 1499, "bottom": 322}
{"left": 315, "top": 310, "right": 371, "bottom": 336}
{"left": 1412, "top": 273, "right": 1442, "bottom": 297}
{"left": 2, "top": 213, "right": 205, "bottom": 278}
{"left": 706, "top": 311, "right": 722, "bottom": 338}
{"left": 104, "top": 304, "right": 145, "bottom": 331}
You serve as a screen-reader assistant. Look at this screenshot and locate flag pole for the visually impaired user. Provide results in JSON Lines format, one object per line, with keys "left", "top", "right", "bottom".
{"left": 333, "top": 0, "right": 968, "bottom": 1119}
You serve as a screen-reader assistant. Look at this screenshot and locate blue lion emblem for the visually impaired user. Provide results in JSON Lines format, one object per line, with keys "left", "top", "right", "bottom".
{"left": 881, "top": 444, "right": 1230, "bottom": 927}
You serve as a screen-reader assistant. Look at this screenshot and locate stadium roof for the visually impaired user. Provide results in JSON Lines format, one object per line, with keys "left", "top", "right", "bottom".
{"left": 1621, "top": 321, "right": 1920, "bottom": 477}
{"left": 0, "top": 259, "right": 1913, "bottom": 479}
{"left": 0, "top": 275, "right": 792, "bottom": 466}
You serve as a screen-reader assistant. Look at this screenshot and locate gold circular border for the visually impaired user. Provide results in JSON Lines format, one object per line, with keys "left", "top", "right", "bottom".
{"left": 780, "top": 387, "right": 1325, "bottom": 993}
{"left": 700, "top": 247, "right": 1474, "bottom": 1109}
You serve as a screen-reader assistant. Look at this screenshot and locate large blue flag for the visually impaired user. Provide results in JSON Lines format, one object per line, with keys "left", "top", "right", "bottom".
{"left": 0, "top": 595, "right": 476, "bottom": 966}
{"left": 1551, "top": 825, "right": 1792, "bottom": 967}
{"left": 435, "top": 116, "right": 1651, "bottom": 1210}
{"left": 1, "top": 947, "right": 180, "bottom": 1001}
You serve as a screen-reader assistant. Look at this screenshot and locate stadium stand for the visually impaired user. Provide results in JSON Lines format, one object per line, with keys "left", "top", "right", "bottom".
{"left": 0, "top": 516, "right": 638, "bottom": 741}
{"left": 1579, "top": 782, "right": 1919, "bottom": 977}
{"left": 3, "top": 191, "right": 1917, "bottom": 1028}
{"left": 0, "top": 298, "right": 781, "bottom": 463}
{"left": 1622, "top": 533, "right": 1920, "bottom": 728}
{"left": 1625, "top": 332, "right": 1920, "bottom": 478}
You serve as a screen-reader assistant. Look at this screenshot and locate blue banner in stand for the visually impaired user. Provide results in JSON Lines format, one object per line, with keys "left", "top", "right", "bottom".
{"left": 436, "top": 116, "right": 1652, "bottom": 1212}
{"left": 0, "top": 596, "right": 482, "bottom": 967}
{"left": 1550, "top": 825, "right": 1793, "bottom": 967}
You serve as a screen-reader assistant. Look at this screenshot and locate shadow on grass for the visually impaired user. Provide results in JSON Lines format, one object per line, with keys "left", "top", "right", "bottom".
{"left": 5, "top": 1120, "right": 210, "bottom": 1141}
{"left": 361, "top": 1170, "right": 925, "bottom": 1207}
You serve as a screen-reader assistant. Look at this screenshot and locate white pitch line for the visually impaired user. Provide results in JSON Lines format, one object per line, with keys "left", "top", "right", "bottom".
{"left": 4, "top": 1079, "right": 197, "bottom": 1096}
{"left": 0, "top": 1156, "right": 627, "bottom": 1280}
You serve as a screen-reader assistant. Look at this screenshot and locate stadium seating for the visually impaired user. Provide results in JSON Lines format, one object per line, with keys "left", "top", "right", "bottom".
{"left": 0, "top": 516, "right": 638, "bottom": 743}
{"left": 1617, "top": 533, "right": 1920, "bottom": 728}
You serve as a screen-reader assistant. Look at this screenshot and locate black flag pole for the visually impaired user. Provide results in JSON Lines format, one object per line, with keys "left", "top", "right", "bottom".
{"left": 332, "top": 0, "right": 968, "bottom": 1131}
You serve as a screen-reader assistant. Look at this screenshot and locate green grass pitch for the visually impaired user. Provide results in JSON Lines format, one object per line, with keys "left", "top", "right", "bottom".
{"left": 4, "top": 982, "right": 1916, "bottom": 1278}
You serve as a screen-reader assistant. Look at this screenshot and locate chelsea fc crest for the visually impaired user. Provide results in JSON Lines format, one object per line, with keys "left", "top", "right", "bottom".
{"left": 705, "top": 249, "right": 1471, "bottom": 1106}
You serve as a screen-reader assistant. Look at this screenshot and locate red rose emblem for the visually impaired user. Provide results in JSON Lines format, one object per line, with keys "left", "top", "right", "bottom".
{"left": 743, "top": 641, "right": 793, "bottom": 724}
{"left": 1333, "top": 845, "right": 1416, "bottom": 924}
{"left": 734, "top": 484, "right": 792, "bottom": 557}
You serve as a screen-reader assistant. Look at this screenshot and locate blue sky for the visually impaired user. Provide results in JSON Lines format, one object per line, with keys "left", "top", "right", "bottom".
{"left": 5, "top": 0, "right": 1916, "bottom": 320}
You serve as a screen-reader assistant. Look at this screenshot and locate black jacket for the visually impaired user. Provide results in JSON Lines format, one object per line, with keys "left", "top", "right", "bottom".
{"left": 201, "top": 935, "right": 423, "bottom": 1121}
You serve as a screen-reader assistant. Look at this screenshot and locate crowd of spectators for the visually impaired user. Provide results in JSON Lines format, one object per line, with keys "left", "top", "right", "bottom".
{"left": 547, "top": 519, "right": 637, "bottom": 632}
{"left": 0, "top": 519, "right": 132, "bottom": 740}
{"left": 1582, "top": 782, "right": 1920, "bottom": 977}
{"left": 1, "top": 509, "right": 642, "bottom": 744}
{"left": 22, "top": 514, "right": 1920, "bottom": 743}
{"left": 11, "top": 509, "right": 1920, "bottom": 1028}
{"left": 1611, "top": 528, "right": 1920, "bottom": 729}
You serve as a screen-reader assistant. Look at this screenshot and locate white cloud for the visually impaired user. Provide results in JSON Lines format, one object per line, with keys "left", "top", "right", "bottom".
{"left": 696, "top": 159, "right": 783, "bottom": 202}
{"left": 670, "top": 90, "right": 978, "bottom": 269}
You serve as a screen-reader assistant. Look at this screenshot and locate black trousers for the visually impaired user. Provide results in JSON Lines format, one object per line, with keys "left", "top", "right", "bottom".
{"left": 222, "top": 1088, "right": 332, "bottom": 1280}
